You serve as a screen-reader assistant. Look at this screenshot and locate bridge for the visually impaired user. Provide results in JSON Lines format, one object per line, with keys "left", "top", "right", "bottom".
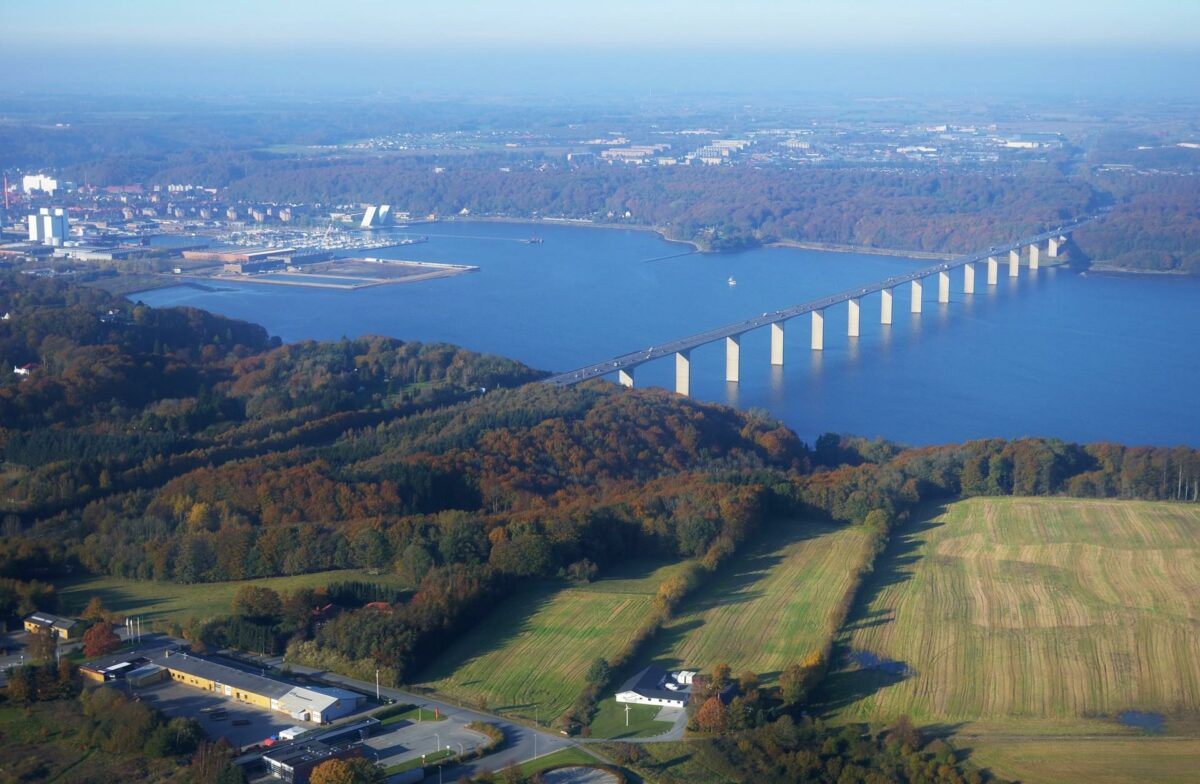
{"left": 543, "top": 218, "right": 1096, "bottom": 395}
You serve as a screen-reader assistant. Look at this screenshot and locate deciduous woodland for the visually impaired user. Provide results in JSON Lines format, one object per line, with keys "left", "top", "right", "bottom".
{"left": 3, "top": 262, "right": 1200, "bottom": 784}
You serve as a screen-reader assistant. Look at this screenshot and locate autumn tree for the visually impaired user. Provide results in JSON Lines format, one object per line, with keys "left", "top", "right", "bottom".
{"left": 26, "top": 629, "right": 57, "bottom": 663}
{"left": 695, "top": 696, "right": 728, "bottom": 734}
{"left": 83, "top": 620, "right": 121, "bottom": 658}
{"left": 309, "top": 756, "right": 384, "bottom": 784}
{"left": 81, "top": 596, "right": 107, "bottom": 622}
{"left": 779, "top": 662, "right": 805, "bottom": 707}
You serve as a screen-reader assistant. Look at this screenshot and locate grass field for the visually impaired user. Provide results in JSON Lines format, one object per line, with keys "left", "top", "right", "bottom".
{"left": 57, "top": 569, "right": 407, "bottom": 624}
{"left": 648, "top": 520, "right": 871, "bottom": 681}
{"left": 825, "top": 497, "right": 1200, "bottom": 729}
{"left": 966, "top": 736, "right": 1200, "bottom": 784}
{"left": 415, "top": 561, "right": 689, "bottom": 723}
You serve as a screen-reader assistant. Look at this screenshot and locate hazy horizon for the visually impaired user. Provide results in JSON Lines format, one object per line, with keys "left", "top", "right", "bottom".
{"left": 2, "top": 0, "right": 1198, "bottom": 100}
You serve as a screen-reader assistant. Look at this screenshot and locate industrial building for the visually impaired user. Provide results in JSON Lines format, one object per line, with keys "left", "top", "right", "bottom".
{"left": 81, "top": 647, "right": 365, "bottom": 724}
{"left": 27, "top": 208, "right": 70, "bottom": 246}
{"left": 21, "top": 174, "right": 59, "bottom": 195}
{"left": 23, "top": 612, "right": 81, "bottom": 640}
{"left": 263, "top": 740, "right": 365, "bottom": 784}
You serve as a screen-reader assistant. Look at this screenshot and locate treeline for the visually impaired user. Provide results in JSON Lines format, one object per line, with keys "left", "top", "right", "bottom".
{"left": 1074, "top": 173, "right": 1200, "bottom": 273}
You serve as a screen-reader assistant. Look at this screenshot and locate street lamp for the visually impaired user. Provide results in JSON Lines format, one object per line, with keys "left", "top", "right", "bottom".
{"left": 433, "top": 732, "right": 441, "bottom": 753}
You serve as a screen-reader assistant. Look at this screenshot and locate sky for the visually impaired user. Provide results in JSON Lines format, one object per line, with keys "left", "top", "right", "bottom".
{"left": 2, "top": 0, "right": 1198, "bottom": 97}
{"left": 5, "top": 0, "right": 1200, "bottom": 49}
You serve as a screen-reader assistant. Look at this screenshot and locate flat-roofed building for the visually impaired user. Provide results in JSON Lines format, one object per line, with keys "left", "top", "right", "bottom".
{"left": 23, "top": 612, "right": 81, "bottom": 640}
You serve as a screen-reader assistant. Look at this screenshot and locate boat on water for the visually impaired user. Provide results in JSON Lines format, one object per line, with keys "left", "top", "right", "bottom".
{"left": 522, "top": 236, "right": 544, "bottom": 244}
{"left": 728, "top": 276, "right": 737, "bottom": 286}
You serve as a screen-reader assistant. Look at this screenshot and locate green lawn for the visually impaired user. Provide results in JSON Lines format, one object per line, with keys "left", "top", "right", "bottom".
{"left": 415, "top": 560, "right": 688, "bottom": 723}
{"left": 378, "top": 705, "right": 448, "bottom": 727}
{"left": 383, "top": 747, "right": 453, "bottom": 774}
{"left": 588, "top": 697, "right": 674, "bottom": 739}
{"left": 57, "top": 569, "right": 407, "bottom": 624}
{"left": 513, "top": 746, "right": 603, "bottom": 778}
{"left": 646, "top": 520, "right": 870, "bottom": 682}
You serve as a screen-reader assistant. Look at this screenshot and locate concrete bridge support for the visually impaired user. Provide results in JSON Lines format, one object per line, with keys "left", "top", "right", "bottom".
{"left": 771, "top": 322, "right": 785, "bottom": 366}
{"left": 881, "top": 288, "right": 893, "bottom": 325}
{"left": 964, "top": 263, "right": 975, "bottom": 294}
{"left": 618, "top": 367, "right": 635, "bottom": 388}
{"left": 1028, "top": 243, "right": 1040, "bottom": 270}
{"left": 848, "top": 298, "right": 861, "bottom": 337}
{"left": 1048, "top": 237, "right": 1059, "bottom": 257}
{"left": 938, "top": 271, "right": 950, "bottom": 303}
{"left": 725, "top": 335, "right": 741, "bottom": 383}
{"left": 911, "top": 279, "right": 923, "bottom": 313}
{"left": 811, "top": 310, "right": 824, "bottom": 351}
{"left": 675, "top": 350, "right": 690, "bottom": 396}
{"left": 1009, "top": 249, "right": 1020, "bottom": 278}
{"left": 987, "top": 256, "right": 998, "bottom": 285}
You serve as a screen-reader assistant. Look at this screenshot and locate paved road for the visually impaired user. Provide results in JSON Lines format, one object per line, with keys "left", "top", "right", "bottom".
{"left": 252, "top": 655, "right": 580, "bottom": 780}
{"left": 543, "top": 216, "right": 1099, "bottom": 387}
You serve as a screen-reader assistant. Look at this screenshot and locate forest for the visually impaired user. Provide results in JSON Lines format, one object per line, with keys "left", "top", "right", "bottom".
{"left": 4, "top": 270, "right": 1199, "bottom": 685}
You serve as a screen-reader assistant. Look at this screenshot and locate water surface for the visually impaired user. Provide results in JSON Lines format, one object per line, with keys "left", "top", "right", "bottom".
{"left": 136, "top": 221, "right": 1200, "bottom": 446}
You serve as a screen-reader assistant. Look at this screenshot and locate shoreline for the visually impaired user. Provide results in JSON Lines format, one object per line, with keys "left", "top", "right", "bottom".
{"left": 432, "top": 215, "right": 704, "bottom": 251}
{"left": 765, "top": 239, "right": 954, "bottom": 261}
{"left": 1085, "top": 263, "right": 1196, "bottom": 278}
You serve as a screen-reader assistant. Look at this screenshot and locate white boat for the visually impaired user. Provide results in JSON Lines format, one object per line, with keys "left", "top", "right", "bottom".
{"left": 728, "top": 276, "right": 737, "bottom": 286}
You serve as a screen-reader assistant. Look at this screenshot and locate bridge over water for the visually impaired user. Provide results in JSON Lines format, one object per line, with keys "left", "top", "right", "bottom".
{"left": 544, "top": 218, "right": 1096, "bottom": 395}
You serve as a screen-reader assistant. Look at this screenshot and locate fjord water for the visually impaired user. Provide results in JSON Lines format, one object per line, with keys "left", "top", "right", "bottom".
{"left": 137, "top": 221, "right": 1200, "bottom": 446}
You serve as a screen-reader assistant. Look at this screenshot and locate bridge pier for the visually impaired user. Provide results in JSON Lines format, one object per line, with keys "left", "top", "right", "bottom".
{"left": 1028, "top": 243, "right": 1040, "bottom": 270}
{"left": 675, "top": 350, "right": 690, "bottom": 396}
{"left": 938, "top": 271, "right": 950, "bottom": 303}
{"left": 1009, "top": 249, "right": 1020, "bottom": 278}
{"left": 848, "top": 298, "right": 860, "bottom": 337}
{"left": 771, "top": 322, "right": 784, "bottom": 366}
{"left": 881, "top": 288, "right": 893, "bottom": 324}
{"left": 618, "top": 367, "right": 635, "bottom": 388}
{"left": 964, "top": 263, "right": 975, "bottom": 294}
{"left": 725, "top": 335, "right": 740, "bottom": 383}
{"left": 987, "top": 256, "right": 998, "bottom": 285}
{"left": 911, "top": 279, "right": 923, "bottom": 313}
{"left": 811, "top": 310, "right": 824, "bottom": 351}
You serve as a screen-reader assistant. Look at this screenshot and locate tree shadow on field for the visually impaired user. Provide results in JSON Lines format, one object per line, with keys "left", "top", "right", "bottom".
{"left": 645, "top": 619, "right": 704, "bottom": 672}
{"left": 811, "top": 505, "right": 946, "bottom": 716}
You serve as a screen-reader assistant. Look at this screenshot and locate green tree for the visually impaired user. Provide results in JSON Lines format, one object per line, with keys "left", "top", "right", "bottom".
{"left": 231, "top": 585, "right": 283, "bottom": 621}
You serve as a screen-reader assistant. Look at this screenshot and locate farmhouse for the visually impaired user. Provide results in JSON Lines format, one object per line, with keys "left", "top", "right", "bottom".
{"left": 23, "top": 612, "right": 81, "bottom": 640}
{"left": 81, "top": 647, "right": 365, "bottom": 724}
{"left": 614, "top": 665, "right": 696, "bottom": 708}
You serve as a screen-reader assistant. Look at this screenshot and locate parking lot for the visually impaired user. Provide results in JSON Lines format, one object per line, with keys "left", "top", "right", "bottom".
{"left": 362, "top": 717, "right": 489, "bottom": 769}
{"left": 134, "top": 679, "right": 317, "bottom": 749}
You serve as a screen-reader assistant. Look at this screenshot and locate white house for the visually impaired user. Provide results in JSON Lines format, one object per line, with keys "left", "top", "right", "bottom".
{"left": 614, "top": 665, "right": 697, "bottom": 708}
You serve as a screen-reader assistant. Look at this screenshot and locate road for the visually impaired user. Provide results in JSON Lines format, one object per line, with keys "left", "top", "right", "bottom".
{"left": 543, "top": 216, "right": 1098, "bottom": 387}
{"left": 248, "top": 654, "right": 583, "bottom": 780}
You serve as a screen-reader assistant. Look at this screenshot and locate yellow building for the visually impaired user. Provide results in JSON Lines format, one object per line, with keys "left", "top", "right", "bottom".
{"left": 23, "top": 612, "right": 81, "bottom": 641}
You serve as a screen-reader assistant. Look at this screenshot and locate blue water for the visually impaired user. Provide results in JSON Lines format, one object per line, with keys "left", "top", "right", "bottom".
{"left": 1116, "top": 711, "right": 1165, "bottom": 733}
{"left": 136, "top": 221, "right": 1200, "bottom": 447}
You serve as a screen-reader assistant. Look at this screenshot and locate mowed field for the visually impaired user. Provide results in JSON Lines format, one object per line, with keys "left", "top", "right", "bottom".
{"left": 415, "top": 561, "right": 688, "bottom": 723}
{"left": 650, "top": 521, "right": 870, "bottom": 681}
{"left": 827, "top": 497, "right": 1200, "bottom": 726}
{"left": 57, "top": 569, "right": 407, "bottom": 623}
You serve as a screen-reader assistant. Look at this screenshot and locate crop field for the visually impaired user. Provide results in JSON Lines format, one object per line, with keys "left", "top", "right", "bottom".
{"left": 825, "top": 497, "right": 1200, "bottom": 728}
{"left": 650, "top": 521, "right": 871, "bottom": 681}
{"left": 966, "top": 736, "right": 1200, "bottom": 784}
{"left": 415, "top": 561, "right": 688, "bottom": 723}
{"left": 58, "top": 569, "right": 407, "bottom": 623}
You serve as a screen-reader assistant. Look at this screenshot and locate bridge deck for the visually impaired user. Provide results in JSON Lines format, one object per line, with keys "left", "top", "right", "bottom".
{"left": 543, "top": 218, "right": 1095, "bottom": 387}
